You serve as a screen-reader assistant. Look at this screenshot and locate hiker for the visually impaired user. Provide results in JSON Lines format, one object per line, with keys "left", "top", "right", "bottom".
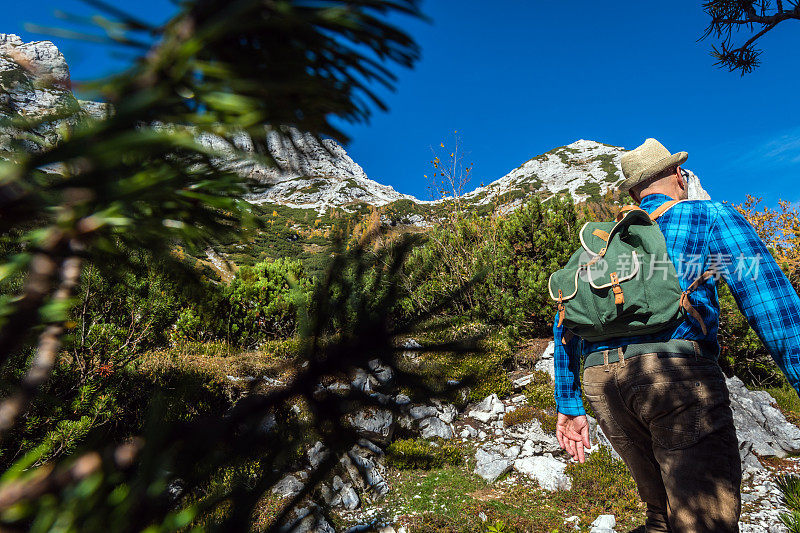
{"left": 551, "top": 138, "right": 800, "bottom": 532}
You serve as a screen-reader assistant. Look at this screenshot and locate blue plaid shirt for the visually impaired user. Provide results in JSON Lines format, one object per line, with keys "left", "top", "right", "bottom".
{"left": 554, "top": 193, "right": 800, "bottom": 416}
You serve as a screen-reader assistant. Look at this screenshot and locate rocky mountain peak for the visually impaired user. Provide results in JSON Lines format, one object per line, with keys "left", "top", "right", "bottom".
{"left": 243, "top": 129, "right": 418, "bottom": 212}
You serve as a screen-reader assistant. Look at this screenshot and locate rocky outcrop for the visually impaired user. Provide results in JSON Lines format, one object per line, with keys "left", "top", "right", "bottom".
{"left": 727, "top": 376, "right": 800, "bottom": 474}
{"left": 589, "top": 514, "right": 617, "bottom": 533}
{"left": 0, "top": 33, "right": 110, "bottom": 148}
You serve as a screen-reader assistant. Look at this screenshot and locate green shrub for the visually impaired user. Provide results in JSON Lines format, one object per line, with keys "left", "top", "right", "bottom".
{"left": 763, "top": 383, "right": 800, "bottom": 426}
{"left": 478, "top": 196, "right": 580, "bottom": 336}
{"left": 412, "top": 326, "right": 514, "bottom": 404}
{"left": 386, "top": 438, "right": 463, "bottom": 470}
{"left": 503, "top": 405, "right": 537, "bottom": 427}
{"left": 403, "top": 512, "right": 476, "bottom": 533}
{"left": 504, "top": 405, "right": 556, "bottom": 434}
{"left": 402, "top": 196, "right": 581, "bottom": 337}
{"left": 219, "top": 257, "right": 310, "bottom": 346}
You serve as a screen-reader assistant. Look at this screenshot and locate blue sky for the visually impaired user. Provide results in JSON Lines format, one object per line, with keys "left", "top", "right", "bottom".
{"left": 6, "top": 1, "right": 800, "bottom": 205}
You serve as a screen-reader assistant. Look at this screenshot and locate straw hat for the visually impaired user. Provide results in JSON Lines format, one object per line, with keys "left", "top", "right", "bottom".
{"left": 620, "top": 138, "right": 688, "bottom": 192}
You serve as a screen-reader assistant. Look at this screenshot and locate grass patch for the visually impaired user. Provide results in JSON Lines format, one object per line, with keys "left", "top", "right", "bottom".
{"left": 386, "top": 438, "right": 463, "bottom": 470}
{"left": 410, "top": 322, "right": 514, "bottom": 404}
{"left": 389, "top": 464, "right": 485, "bottom": 520}
{"left": 763, "top": 383, "right": 800, "bottom": 427}
{"left": 396, "top": 445, "right": 644, "bottom": 532}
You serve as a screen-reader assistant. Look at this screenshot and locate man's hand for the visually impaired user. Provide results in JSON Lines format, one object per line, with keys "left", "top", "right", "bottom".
{"left": 556, "top": 413, "right": 591, "bottom": 463}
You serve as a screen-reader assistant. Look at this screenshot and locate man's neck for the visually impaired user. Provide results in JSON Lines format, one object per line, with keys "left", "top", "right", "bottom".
{"left": 639, "top": 191, "right": 677, "bottom": 203}
{"left": 638, "top": 193, "right": 674, "bottom": 210}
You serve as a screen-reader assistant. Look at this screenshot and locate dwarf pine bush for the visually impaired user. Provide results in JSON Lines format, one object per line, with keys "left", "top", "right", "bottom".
{"left": 403, "top": 195, "right": 580, "bottom": 337}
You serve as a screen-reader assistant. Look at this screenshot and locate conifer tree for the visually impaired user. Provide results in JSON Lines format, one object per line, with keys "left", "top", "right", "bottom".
{"left": 702, "top": 0, "right": 800, "bottom": 73}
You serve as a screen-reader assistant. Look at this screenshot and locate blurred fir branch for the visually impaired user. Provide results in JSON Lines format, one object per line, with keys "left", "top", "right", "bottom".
{"left": 0, "top": 0, "right": 422, "bottom": 433}
{"left": 0, "top": 1, "right": 486, "bottom": 530}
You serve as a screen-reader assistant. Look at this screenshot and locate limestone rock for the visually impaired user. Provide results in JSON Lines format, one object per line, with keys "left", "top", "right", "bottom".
{"left": 513, "top": 455, "right": 571, "bottom": 491}
{"left": 419, "top": 417, "right": 453, "bottom": 440}
{"left": 348, "top": 408, "right": 395, "bottom": 445}
{"left": 727, "top": 376, "right": 800, "bottom": 472}
{"left": 283, "top": 506, "right": 335, "bottom": 533}
{"left": 272, "top": 474, "right": 304, "bottom": 498}
{"left": 512, "top": 373, "right": 534, "bottom": 390}
{"left": 331, "top": 475, "right": 359, "bottom": 510}
{"left": 368, "top": 358, "right": 394, "bottom": 384}
{"left": 409, "top": 405, "right": 438, "bottom": 420}
{"left": 437, "top": 403, "right": 458, "bottom": 424}
{"left": 307, "top": 441, "right": 329, "bottom": 469}
{"left": 534, "top": 341, "right": 556, "bottom": 381}
{"left": 341, "top": 445, "right": 389, "bottom": 498}
{"left": 469, "top": 410, "right": 493, "bottom": 423}
{"left": 589, "top": 514, "right": 616, "bottom": 533}
{"left": 474, "top": 444, "right": 518, "bottom": 483}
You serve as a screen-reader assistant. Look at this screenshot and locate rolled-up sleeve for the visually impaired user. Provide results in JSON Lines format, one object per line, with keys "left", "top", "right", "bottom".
{"left": 554, "top": 313, "right": 585, "bottom": 416}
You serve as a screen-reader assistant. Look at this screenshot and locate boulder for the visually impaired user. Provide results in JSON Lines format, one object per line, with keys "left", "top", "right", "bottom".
{"left": 534, "top": 341, "right": 556, "bottom": 381}
{"left": 459, "top": 425, "right": 478, "bottom": 439}
{"left": 475, "top": 393, "right": 504, "bottom": 414}
{"left": 283, "top": 506, "right": 336, "bottom": 533}
{"left": 513, "top": 455, "right": 571, "bottom": 491}
{"left": 351, "top": 368, "right": 377, "bottom": 392}
{"left": 474, "top": 444, "right": 518, "bottom": 482}
{"left": 469, "top": 410, "right": 493, "bottom": 423}
{"left": 506, "top": 419, "right": 561, "bottom": 454}
{"left": 368, "top": 358, "right": 394, "bottom": 384}
{"left": 307, "top": 441, "right": 329, "bottom": 469}
{"left": 332, "top": 475, "right": 360, "bottom": 510}
{"left": 409, "top": 405, "right": 438, "bottom": 420}
{"left": 589, "top": 514, "right": 616, "bottom": 533}
{"left": 419, "top": 417, "right": 454, "bottom": 440}
{"left": 512, "top": 373, "right": 534, "bottom": 390}
{"left": 341, "top": 445, "right": 389, "bottom": 498}
{"left": 348, "top": 408, "right": 395, "bottom": 445}
{"left": 727, "top": 376, "right": 800, "bottom": 472}
{"left": 437, "top": 403, "right": 458, "bottom": 424}
{"left": 395, "top": 393, "right": 411, "bottom": 405}
{"left": 272, "top": 474, "right": 304, "bottom": 498}
{"left": 564, "top": 515, "right": 580, "bottom": 531}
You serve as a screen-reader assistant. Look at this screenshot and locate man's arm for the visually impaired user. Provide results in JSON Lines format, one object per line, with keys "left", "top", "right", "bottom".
{"left": 709, "top": 204, "right": 800, "bottom": 393}
{"left": 553, "top": 313, "right": 591, "bottom": 462}
{"left": 553, "top": 313, "right": 585, "bottom": 415}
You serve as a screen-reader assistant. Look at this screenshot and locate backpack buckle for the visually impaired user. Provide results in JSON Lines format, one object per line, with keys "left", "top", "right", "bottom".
{"left": 610, "top": 272, "right": 624, "bottom": 305}
{"left": 557, "top": 289, "right": 565, "bottom": 327}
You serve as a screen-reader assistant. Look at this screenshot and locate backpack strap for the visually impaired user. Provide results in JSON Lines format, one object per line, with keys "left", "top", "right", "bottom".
{"left": 680, "top": 270, "right": 714, "bottom": 336}
{"left": 649, "top": 199, "right": 685, "bottom": 220}
{"left": 615, "top": 199, "right": 686, "bottom": 222}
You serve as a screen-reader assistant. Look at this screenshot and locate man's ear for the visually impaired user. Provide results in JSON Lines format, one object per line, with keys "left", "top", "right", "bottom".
{"left": 675, "top": 166, "right": 686, "bottom": 191}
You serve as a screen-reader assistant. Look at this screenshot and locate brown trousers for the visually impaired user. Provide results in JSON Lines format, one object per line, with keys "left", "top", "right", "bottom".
{"left": 583, "top": 352, "right": 741, "bottom": 532}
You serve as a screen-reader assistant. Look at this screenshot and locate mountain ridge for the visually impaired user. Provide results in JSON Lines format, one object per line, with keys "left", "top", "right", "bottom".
{"left": 1, "top": 33, "right": 710, "bottom": 216}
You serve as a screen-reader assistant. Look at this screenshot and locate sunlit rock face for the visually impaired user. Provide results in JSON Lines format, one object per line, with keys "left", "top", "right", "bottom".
{"left": 0, "top": 33, "right": 109, "bottom": 155}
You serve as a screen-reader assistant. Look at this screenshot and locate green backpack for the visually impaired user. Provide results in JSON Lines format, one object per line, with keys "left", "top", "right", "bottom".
{"left": 548, "top": 200, "right": 709, "bottom": 342}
